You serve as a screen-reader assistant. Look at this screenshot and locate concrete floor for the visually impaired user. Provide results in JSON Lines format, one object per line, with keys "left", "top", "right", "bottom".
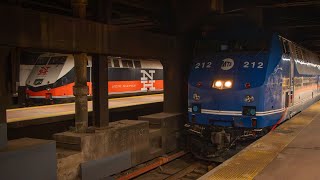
{"left": 255, "top": 109, "right": 320, "bottom": 180}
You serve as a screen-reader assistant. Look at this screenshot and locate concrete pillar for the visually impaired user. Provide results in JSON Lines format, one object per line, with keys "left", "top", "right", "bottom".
{"left": 163, "top": 60, "right": 182, "bottom": 113}
{"left": 0, "top": 48, "right": 11, "bottom": 149}
{"left": 92, "top": 55, "right": 109, "bottom": 127}
{"left": 163, "top": 38, "right": 192, "bottom": 114}
{"left": 0, "top": 98, "right": 8, "bottom": 149}
{"left": 73, "top": 53, "right": 89, "bottom": 132}
{"left": 72, "top": 0, "right": 88, "bottom": 132}
{"left": 71, "top": 0, "right": 88, "bottom": 18}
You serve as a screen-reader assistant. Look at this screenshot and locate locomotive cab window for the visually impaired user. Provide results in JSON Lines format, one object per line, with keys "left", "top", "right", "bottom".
{"left": 36, "top": 57, "right": 50, "bottom": 65}
{"left": 195, "top": 38, "right": 269, "bottom": 56}
{"left": 48, "top": 56, "right": 67, "bottom": 64}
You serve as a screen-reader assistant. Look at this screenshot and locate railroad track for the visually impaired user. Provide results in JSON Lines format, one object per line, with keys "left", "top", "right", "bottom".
{"left": 114, "top": 153, "right": 218, "bottom": 180}
{"left": 164, "top": 161, "right": 215, "bottom": 180}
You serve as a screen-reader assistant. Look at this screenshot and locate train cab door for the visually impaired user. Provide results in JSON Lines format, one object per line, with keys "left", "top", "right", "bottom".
{"left": 283, "top": 39, "right": 294, "bottom": 108}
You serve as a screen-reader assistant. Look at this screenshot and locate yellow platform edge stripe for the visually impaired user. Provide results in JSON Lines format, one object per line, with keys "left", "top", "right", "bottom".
{"left": 199, "top": 101, "right": 320, "bottom": 180}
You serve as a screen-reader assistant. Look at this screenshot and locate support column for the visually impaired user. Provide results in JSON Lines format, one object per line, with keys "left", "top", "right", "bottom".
{"left": 92, "top": 55, "right": 109, "bottom": 127}
{"left": 0, "top": 47, "right": 11, "bottom": 148}
{"left": 72, "top": 0, "right": 89, "bottom": 132}
{"left": 163, "top": 60, "right": 183, "bottom": 113}
{"left": 73, "top": 53, "right": 88, "bottom": 132}
{"left": 0, "top": 97, "right": 8, "bottom": 149}
{"left": 163, "top": 38, "right": 192, "bottom": 113}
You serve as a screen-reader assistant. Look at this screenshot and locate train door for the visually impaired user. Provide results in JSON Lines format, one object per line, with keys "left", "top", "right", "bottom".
{"left": 283, "top": 39, "right": 294, "bottom": 108}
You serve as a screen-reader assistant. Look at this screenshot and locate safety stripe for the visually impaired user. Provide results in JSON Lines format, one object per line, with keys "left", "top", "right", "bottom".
{"left": 188, "top": 93, "right": 320, "bottom": 116}
{"left": 189, "top": 108, "right": 285, "bottom": 116}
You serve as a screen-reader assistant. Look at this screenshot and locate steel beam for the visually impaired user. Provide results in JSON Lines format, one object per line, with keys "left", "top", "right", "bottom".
{"left": 92, "top": 55, "right": 109, "bottom": 127}
{"left": 0, "top": 5, "right": 175, "bottom": 59}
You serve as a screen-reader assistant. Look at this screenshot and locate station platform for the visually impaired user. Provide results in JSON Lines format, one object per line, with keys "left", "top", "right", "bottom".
{"left": 6, "top": 94, "right": 163, "bottom": 127}
{"left": 200, "top": 101, "right": 320, "bottom": 180}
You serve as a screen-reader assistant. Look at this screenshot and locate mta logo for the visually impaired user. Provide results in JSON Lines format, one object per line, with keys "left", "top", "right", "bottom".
{"left": 38, "top": 66, "right": 50, "bottom": 75}
{"left": 141, "top": 70, "right": 156, "bottom": 91}
{"left": 221, "top": 58, "right": 234, "bottom": 70}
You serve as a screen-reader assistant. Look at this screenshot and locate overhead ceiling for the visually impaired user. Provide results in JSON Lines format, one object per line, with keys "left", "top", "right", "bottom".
{"left": 2, "top": 0, "right": 320, "bottom": 53}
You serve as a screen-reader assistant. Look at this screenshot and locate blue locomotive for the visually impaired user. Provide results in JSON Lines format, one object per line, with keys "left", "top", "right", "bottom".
{"left": 187, "top": 32, "right": 320, "bottom": 161}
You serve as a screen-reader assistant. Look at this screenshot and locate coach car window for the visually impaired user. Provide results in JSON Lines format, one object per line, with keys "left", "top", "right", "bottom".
{"left": 295, "top": 47, "right": 320, "bottom": 75}
{"left": 122, "top": 60, "right": 134, "bottom": 68}
{"left": 113, "top": 59, "right": 120, "bottom": 67}
{"left": 36, "top": 57, "right": 50, "bottom": 65}
{"left": 134, "top": 61, "right": 141, "bottom": 68}
{"left": 282, "top": 40, "right": 290, "bottom": 54}
{"left": 49, "top": 56, "right": 67, "bottom": 64}
{"left": 107, "top": 59, "right": 112, "bottom": 67}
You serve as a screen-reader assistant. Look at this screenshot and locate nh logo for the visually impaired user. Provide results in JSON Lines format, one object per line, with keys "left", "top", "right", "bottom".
{"left": 141, "top": 70, "right": 156, "bottom": 91}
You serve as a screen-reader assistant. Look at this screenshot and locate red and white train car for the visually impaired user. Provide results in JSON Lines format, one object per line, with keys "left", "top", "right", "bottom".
{"left": 25, "top": 53, "right": 163, "bottom": 104}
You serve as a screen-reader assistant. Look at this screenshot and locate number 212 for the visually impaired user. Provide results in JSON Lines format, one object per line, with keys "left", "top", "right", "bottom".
{"left": 243, "top": 61, "right": 263, "bottom": 68}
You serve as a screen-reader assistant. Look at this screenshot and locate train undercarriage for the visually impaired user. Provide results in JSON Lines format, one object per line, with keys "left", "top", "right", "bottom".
{"left": 185, "top": 123, "right": 270, "bottom": 162}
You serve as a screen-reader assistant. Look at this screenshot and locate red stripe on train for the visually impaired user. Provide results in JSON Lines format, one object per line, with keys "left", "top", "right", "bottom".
{"left": 27, "top": 80, "right": 164, "bottom": 97}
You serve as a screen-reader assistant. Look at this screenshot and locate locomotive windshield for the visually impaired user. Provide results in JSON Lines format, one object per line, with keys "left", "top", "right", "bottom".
{"left": 35, "top": 57, "right": 50, "bottom": 65}
{"left": 195, "top": 38, "right": 269, "bottom": 56}
{"left": 48, "top": 56, "right": 67, "bottom": 64}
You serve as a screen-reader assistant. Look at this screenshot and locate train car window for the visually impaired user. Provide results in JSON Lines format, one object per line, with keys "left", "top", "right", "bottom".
{"left": 283, "top": 40, "right": 290, "bottom": 54}
{"left": 134, "top": 61, "right": 141, "bottom": 68}
{"left": 295, "top": 46, "right": 303, "bottom": 60}
{"left": 122, "top": 60, "right": 134, "bottom": 68}
{"left": 128, "top": 60, "right": 133, "bottom": 68}
{"left": 121, "top": 60, "right": 128, "bottom": 68}
{"left": 107, "top": 59, "right": 112, "bottom": 67}
{"left": 35, "top": 57, "right": 50, "bottom": 65}
{"left": 113, "top": 59, "right": 120, "bottom": 67}
{"left": 48, "top": 56, "right": 67, "bottom": 64}
{"left": 295, "top": 47, "right": 320, "bottom": 75}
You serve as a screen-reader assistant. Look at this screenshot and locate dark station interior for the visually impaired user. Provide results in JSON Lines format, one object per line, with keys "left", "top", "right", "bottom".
{"left": 0, "top": 1, "right": 320, "bottom": 180}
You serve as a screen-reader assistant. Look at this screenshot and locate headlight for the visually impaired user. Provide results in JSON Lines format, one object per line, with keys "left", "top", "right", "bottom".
{"left": 224, "top": 81, "right": 232, "bottom": 88}
{"left": 46, "top": 87, "right": 51, "bottom": 91}
{"left": 212, "top": 80, "right": 232, "bottom": 89}
{"left": 214, "top": 81, "right": 222, "bottom": 88}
